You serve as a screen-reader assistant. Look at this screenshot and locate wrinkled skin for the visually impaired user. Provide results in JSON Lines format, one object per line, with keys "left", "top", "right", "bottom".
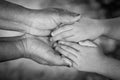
{"left": 0, "top": 7, "right": 81, "bottom": 66}
{"left": 14, "top": 34, "right": 68, "bottom": 66}
{"left": 24, "top": 8, "right": 80, "bottom": 36}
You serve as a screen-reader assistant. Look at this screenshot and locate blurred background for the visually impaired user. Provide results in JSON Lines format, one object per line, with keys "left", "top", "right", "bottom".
{"left": 0, "top": 0, "right": 120, "bottom": 80}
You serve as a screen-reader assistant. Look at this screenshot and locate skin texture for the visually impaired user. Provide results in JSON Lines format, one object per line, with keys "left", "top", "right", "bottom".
{"left": 0, "top": 0, "right": 81, "bottom": 66}
{"left": 52, "top": 15, "right": 120, "bottom": 42}
{"left": 55, "top": 41, "right": 105, "bottom": 72}
{"left": 51, "top": 16, "right": 106, "bottom": 42}
{"left": 22, "top": 36, "right": 68, "bottom": 66}
{"left": 55, "top": 41, "right": 120, "bottom": 80}
{"left": 0, "top": 0, "right": 80, "bottom": 36}
{"left": 0, "top": 34, "right": 68, "bottom": 66}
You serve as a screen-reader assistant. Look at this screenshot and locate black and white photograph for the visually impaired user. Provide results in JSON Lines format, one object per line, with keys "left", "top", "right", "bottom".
{"left": 0, "top": 0, "right": 120, "bottom": 80}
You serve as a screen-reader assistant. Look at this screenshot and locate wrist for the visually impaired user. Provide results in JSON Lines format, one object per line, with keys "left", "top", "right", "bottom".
{"left": 94, "top": 19, "right": 110, "bottom": 36}
{"left": 0, "top": 1, "right": 33, "bottom": 32}
{"left": 80, "top": 16, "right": 107, "bottom": 39}
{"left": 95, "top": 19, "right": 111, "bottom": 36}
{"left": 0, "top": 0, "right": 31, "bottom": 26}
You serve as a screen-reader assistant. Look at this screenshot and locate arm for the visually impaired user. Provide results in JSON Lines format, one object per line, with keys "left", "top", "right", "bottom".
{"left": 0, "top": 35, "right": 68, "bottom": 66}
{"left": 97, "top": 57, "right": 120, "bottom": 80}
{"left": 0, "top": 0, "right": 31, "bottom": 32}
{"left": 78, "top": 16, "right": 120, "bottom": 40}
{"left": 0, "top": 0, "right": 80, "bottom": 36}
{"left": 55, "top": 41, "right": 120, "bottom": 80}
{"left": 0, "top": 40, "right": 24, "bottom": 62}
{"left": 51, "top": 16, "right": 120, "bottom": 42}
{"left": 97, "top": 17, "right": 120, "bottom": 40}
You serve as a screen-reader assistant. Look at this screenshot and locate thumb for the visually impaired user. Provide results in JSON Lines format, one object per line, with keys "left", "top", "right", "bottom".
{"left": 57, "top": 10, "right": 81, "bottom": 24}
{"left": 46, "top": 51, "right": 70, "bottom": 66}
{"left": 27, "top": 27, "right": 51, "bottom": 36}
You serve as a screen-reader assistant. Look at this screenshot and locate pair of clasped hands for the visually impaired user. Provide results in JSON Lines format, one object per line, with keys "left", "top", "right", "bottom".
{"left": 7, "top": 8, "right": 102, "bottom": 72}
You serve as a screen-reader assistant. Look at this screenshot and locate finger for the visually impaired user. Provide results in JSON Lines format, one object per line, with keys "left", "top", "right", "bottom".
{"left": 58, "top": 40, "right": 85, "bottom": 51}
{"left": 60, "top": 15, "right": 80, "bottom": 24}
{"left": 56, "top": 46, "right": 77, "bottom": 61}
{"left": 45, "top": 50, "right": 70, "bottom": 66}
{"left": 30, "top": 56, "right": 49, "bottom": 65}
{"left": 79, "top": 40, "right": 97, "bottom": 47}
{"left": 31, "top": 53, "right": 70, "bottom": 66}
{"left": 59, "top": 44, "right": 79, "bottom": 58}
{"left": 27, "top": 28, "right": 51, "bottom": 36}
{"left": 57, "top": 9, "right": 81, "bottom": 24}
{"left": 62, "top": 57, "right": 73, "bottom": 67}
{"left": 51, "top": 25, "right": 72, "bottom": 36}
{"left": 64, "top": 36, "right": 80, "bottom": 42}
{"left": 59, "top": 41, "right": 80, "bottom": 50}
{"left": 51, "top": 31, "right": 73, "bottom": 42}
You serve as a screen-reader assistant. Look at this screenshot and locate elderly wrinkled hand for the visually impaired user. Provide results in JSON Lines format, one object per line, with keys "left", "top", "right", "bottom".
{"left": 23, "top": 8, "right": 80, "bottom": 36}
{"left": 20, "top": 35, "right": 70, "bottom": 66}
{"left": 7, "top": 34, "right": 68, "bottom": 66}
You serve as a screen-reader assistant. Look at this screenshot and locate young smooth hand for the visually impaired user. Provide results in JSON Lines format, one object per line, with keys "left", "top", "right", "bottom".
{"left": 51, "top": 16, "right": 106, "bottom": 42}
{"left": 55, "top": 41, "right": 107, "bottom": 72}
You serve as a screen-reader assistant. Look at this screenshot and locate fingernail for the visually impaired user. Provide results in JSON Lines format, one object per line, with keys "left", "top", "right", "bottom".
{"left": 53, "top": 43, "right": 57, "bottom": 47}
{"left": 71, "top": 13, "right": 80, "bottom": 17}
{"left": 51, "top": 32, "right": 55, "bottom": 36}
{"left": 79, "top": 41, "right": 97, "bottom": 47}
{"left": 59, "top": 41, "right": 65, "bottom": 44}
{"left": 63, "top": 58, "right": 72, "bottom": 67}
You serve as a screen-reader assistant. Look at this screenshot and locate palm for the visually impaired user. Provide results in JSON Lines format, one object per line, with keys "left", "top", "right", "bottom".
{"left": 20, "top": 36, "right": 66, "bottom": 66}
{"left": 28, "top": 8, "right": 80, "bottom": 30}
{"left": 25, "top": 8, "right": 80, "bottom": 36}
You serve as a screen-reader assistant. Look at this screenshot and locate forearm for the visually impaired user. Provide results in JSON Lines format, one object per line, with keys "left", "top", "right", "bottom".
{"left": 0, "top": 0, "right": 32, "bottom": 31}
{"left": 0, "top": 18, "right": 28, "bottom": 32}
{"left": 96, "top": 57, "right": 120, "bottom": 80}
{"left": 0, "top": 40, "right": 24, "bottom": 62}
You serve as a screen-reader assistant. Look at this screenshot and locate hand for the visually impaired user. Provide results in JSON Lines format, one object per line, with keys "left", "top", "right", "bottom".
{"left": 23, "top": 8, "right": 80, "bottom": 36}
{"left": 51, "top": 16, "right": 105, "bottom": 42}
{"left": 15, "top": 35, "right": 68, "bottom": 66}
{"left": 55, "top": 41, "right": 106, "bottom": 72}
{"left": 0, "top": 1, "right": 80, "bottom": 37}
